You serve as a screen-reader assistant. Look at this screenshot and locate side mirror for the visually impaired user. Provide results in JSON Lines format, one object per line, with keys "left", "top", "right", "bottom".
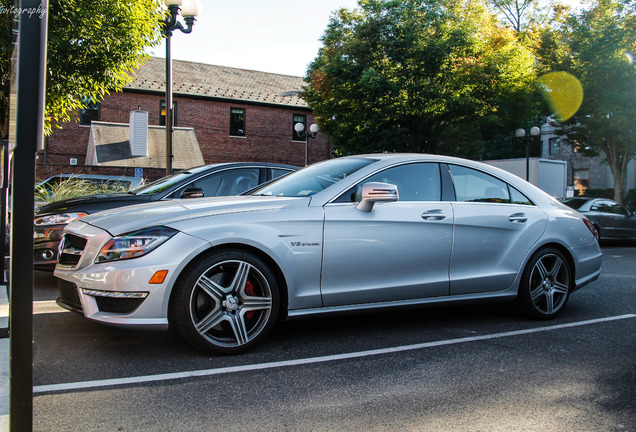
{"left": 182, "top": 187, "right": 204, "bottom": 199}
{"left": 356, "top": 182, "right": 399, "bottom": 212}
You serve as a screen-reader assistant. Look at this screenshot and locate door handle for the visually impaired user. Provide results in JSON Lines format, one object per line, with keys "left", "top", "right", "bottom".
{"left": 421, "top": 209, "right": 446, "bottom": 221}
{"left": 509, "top": 213, "right": 527, "bottom": 223}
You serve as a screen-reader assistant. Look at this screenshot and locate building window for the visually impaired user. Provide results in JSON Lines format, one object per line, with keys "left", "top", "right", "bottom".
{"left": 573, "top": 169, "right": 589, "bottom": 196}
{"left": 160, "top": 100, "right": 178, "bottom": 126}
{"left": 230, "top": 108, "right": 246, "bottom": 136}
{"left": 292, "top": 114, "right": 306, "bottom": 141}
{"left": 79, "top": 101, "right": 100, "bottom": 126}
{"left": 549, "top": 137, "right": 561, "bottom": 155}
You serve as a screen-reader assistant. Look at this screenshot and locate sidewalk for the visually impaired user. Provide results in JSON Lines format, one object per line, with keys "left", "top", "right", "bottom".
{"left": 0, "top": 283, "right": 8, "bottom": 430}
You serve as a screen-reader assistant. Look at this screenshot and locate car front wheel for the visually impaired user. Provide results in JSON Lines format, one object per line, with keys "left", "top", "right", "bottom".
{"left": 170, "top": 249, "right": 280, "bottom": 354}
{"left": 516, "top": 248, "right": 571, "bottom": 320}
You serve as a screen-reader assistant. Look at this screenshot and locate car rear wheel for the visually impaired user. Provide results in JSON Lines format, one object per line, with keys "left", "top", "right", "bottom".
{"left": 170, "top": 249, "right": 279, "bottom": 354}
{"left": 516, "top": 248, "right": 571, "bottom": 320}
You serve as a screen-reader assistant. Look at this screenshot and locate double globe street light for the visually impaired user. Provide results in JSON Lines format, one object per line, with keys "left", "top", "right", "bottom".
{"left": 516, "top": 126, "right": 541, "bottom": 181}
{"left": 163, "top": 0, "right": 201, "bottom": 175}
{"left": 294, "top": 122, "right": 319, "bottom": 166}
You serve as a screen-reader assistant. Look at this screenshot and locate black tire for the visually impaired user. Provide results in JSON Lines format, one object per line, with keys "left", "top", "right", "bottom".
{"left": 515, "top": 247, "right": 572, "bottom": 320}
{"left": 170, "top": 248, "right": 280, "bottom": 354}
{"left": 592, "top": 225, "right": 601, "bottom": 242}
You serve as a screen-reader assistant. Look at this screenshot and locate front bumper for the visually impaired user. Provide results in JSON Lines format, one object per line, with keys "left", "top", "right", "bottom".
{"left": 33, "top": 224, "right": 65, "bottom": 269}
{"left": 54, "top": 222, "right": 210, "bottom": 329}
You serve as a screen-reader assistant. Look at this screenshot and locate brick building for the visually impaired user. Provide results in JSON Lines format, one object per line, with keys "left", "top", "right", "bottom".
{"left": 37, "top": 57, "right": 331, "bottom": 182}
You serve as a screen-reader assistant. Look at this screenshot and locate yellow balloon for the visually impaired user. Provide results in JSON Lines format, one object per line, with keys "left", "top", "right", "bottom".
{"left": 538, "top": 72, "right": 583, "bottom": 122}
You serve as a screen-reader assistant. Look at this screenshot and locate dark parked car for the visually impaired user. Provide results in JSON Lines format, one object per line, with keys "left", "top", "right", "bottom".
{"left": 34, "top": 162, "right": 297, "bottom": 269}
{"left": 560, "top": 197, "right": 636, "bottom": 241}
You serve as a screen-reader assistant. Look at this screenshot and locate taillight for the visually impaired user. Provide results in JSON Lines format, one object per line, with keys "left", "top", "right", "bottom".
{"left": 582, "top": 218, "right": 598, "bottom": 241}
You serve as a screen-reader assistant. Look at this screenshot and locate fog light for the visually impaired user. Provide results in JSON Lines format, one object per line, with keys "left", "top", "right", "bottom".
{"left": 41, "top": 249, "right": 55, "bottom": 260}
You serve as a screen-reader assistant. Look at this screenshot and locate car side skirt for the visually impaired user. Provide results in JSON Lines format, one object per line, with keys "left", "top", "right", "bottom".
{"left": 287, "top": 288, "right": 519, "bottom": 319}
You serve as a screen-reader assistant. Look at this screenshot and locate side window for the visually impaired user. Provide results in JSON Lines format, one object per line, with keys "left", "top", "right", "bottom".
{"left": 509, "top": 187, "right": 534, "bottom": 206}
{"left": 272, "top": 168, "right": 292, "bottom": 180}
{"left": 449, "top": 165, "right": 511, "bottom": 203}
{"left": 80, "top": 101, "right": 100, "bottom": 125}
{"left": 335, "top": 163, "right": 441, "bottom": 203}
{"left": 175, "top": 168, "right": 260, "bottom": 198}
{"left": 607, "top": 202, "right": 628, "bottom": 217}
{"left": 159, "top": 100, "right": 178, "bottom": 126}
{"left": 230, "top": 108, "right": 246, "bottom": 136}
{"left": 594, "top": 200, "right": 611, "bottom": 213}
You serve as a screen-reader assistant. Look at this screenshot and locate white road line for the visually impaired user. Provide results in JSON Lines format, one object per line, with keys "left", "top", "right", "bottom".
{"left": 33, "top": 313, "right": 636, "bottom": 395}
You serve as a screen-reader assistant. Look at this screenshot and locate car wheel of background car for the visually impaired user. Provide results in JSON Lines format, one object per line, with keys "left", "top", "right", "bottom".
{"left": 592, "top": 225, "right": 601, "bottom": 241}
{"left": 170, "top": 248, "right": 280, "bottom": 354}
{"left": 516, "top": 247, "right": 571, "bottom": 320}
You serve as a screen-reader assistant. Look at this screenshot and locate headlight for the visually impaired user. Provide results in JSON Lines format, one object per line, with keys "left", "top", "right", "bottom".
{"left": 96, "top": 226, "right": 178, "bottom": 263}
{"left": 34, "top": 212, "right": 87, "bottom": 226}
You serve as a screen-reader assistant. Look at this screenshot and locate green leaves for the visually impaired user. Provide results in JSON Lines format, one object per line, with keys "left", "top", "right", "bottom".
{"left": 304, "top": 0, "right": 539, "bottom": 157}
{"left": 44, "top": 0, "right": 165, "bottom": 134}
{"left": 549, "top": 0, "right": 636, "bottom": 201}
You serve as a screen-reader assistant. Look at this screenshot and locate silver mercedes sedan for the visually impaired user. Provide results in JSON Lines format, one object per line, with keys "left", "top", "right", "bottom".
{"left": 54, "top": 154, "right": 602, "bottom": 354}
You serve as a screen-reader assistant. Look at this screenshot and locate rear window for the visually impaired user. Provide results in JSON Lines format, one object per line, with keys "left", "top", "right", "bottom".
{"left": 560, "top": 198, "right": 588, "bottom": 210}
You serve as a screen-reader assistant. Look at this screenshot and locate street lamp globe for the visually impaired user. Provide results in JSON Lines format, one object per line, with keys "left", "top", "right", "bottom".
{"left": 515, "top": 128, "right": 526, "bottom": 138}
{"left": 180, "top": 0, "right": 201, "bottom": 17}
{"left": 530, "top": 126, "right": 541, "bottom": 136}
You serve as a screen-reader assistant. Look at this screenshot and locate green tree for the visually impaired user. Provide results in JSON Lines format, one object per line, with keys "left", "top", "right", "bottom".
{"left": 46, "top": 0, "right": 164, "bottom": 134}
{"left": 303, "top": 0, "right": 540, "bottom": 157}
{"left": 0, "top": 0, "right": 164, "bottom": 138}
{"left": 548, "top": 0, "right": 636, "bottom": 202}
{"left": 489, "top": 0, "right": 544, "bottom": 32}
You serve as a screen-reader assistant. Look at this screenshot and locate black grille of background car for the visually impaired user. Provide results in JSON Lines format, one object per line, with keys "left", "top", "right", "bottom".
{"left": 95, "top": 297, "right": 145, "bottom": 314}
{"left": 58, "top": 234, "right": 87, "bottom": 266}
{"left": 57, "top": 278, "right": 83, "bottom": 312}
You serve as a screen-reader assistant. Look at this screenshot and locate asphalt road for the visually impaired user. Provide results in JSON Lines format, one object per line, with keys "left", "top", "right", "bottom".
{"left": 31, "top": 243, "right": 636, "bottom": 432}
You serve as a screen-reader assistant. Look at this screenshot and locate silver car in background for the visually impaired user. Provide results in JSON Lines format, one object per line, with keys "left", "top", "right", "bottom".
{"left": 54, "top": 154, "right": 602, "bottom": 354}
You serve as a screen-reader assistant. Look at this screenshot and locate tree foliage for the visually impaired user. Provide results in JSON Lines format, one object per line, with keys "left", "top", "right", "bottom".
{"left": 45, "top": 0, "right": 164, "bottom": 135}
{"left": 0, "top": 0, "right": 165, "bottom": 138}
{"left": 489, "top": 0, "right": 544, "bottom": 32}
{"left": 303, "top": 0, "right": 541, "bottom": 158}
{"left": 544, "top": 0, "right": 636, "bottom": 202}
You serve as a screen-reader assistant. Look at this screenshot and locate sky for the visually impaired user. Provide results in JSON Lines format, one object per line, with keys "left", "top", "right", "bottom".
{"left": 147, "top": 0, "right": 361, "bottom": 77}
{"left": 148, "top": 0, "right": 585, "bottom": 78}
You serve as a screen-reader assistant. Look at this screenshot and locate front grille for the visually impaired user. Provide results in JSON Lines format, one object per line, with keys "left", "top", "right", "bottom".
{"left": 95, "top": 297, "right": 145, "bottom": 314}
{"left": 58, "top": 234, "right": 87, "bottom": 266}
{"left": 56, "top": 278, "right": 83, "bottom": 312}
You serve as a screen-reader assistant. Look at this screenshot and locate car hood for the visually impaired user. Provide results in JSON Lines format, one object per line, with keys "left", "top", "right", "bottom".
{"left": 36, "top": 193, "right": 150, "bottom": 215}
{"left": 76, "top": 195, "right": 309, "bottom": 235}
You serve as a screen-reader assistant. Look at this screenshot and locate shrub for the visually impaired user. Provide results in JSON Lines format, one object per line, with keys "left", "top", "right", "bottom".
{"left": 35, "top": 177, "right": 129, "bottom": 205}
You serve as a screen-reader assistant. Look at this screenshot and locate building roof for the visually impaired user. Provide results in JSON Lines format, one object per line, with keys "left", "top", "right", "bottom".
{"left": 86, "top": 121, "right": 204, "bottom": 169}
{"left": 125, "top": 57, "right": 309, "bottom": 108}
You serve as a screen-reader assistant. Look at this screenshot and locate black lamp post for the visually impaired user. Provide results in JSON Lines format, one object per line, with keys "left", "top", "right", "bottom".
{"left": 516, "top": 126, "right": 541, "bottom": 181}
{"left": 163, "top": 0, "right": 200, "bottom": 175}
{"left": 294, "top": 122, "right": 319, "bottom": 166}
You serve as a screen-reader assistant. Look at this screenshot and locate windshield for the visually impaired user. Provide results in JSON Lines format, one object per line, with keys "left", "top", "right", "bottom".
{"left": 130, "top": 166, "right": 212, "bottom": 195}
{"left": 252, "top": 157, "right": 376, "bottom": 197}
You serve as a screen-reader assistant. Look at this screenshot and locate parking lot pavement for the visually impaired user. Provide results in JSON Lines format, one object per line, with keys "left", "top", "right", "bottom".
{"left": 1, "top": 284, "right": 8, "bottom": 431}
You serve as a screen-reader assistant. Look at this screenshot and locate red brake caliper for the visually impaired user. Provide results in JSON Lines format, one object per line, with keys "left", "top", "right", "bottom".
{"left": 244, "top": 279, "right": 256, "bottom": 321}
